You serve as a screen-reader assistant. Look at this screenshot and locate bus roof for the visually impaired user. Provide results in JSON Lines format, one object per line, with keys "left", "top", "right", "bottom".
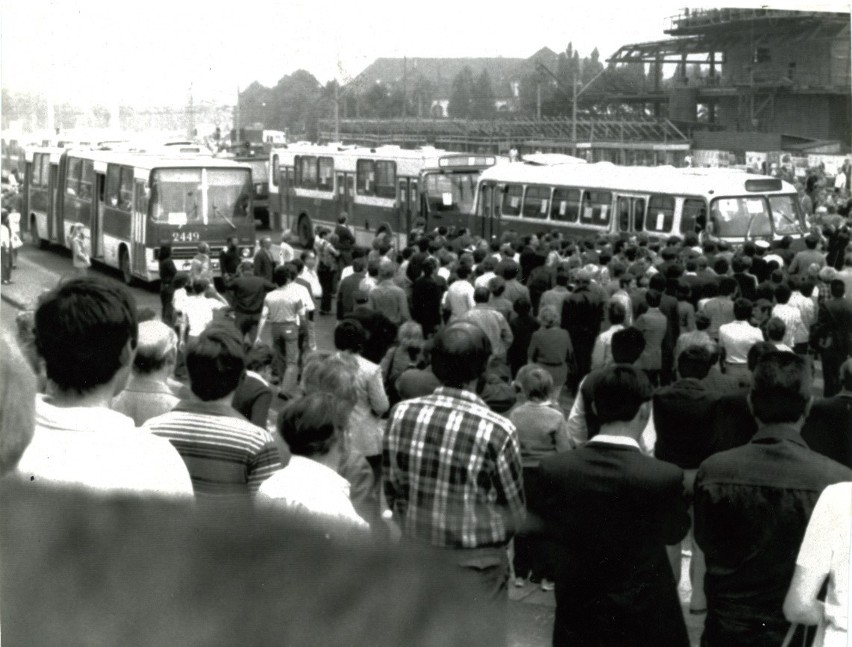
{"left": 477, "top": 162, "right": 796, "bottom": 197}
{"left": 61, "top": 148, "right": 250, "bottom": 173}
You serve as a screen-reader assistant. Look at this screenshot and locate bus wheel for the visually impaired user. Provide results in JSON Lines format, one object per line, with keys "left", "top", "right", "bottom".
{"left": 30, "top": 218, "right": 47, "bottom": 249}
{"left": 297, "top": 214, "right": 314, "bottom": 248}
{"left": 119, "top": 247, "right": 133, "bottom": 285}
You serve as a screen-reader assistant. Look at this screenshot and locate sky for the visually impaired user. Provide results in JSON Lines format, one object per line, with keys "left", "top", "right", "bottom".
{"left": 1, "top": 0, "right": 848, "bottom": 107}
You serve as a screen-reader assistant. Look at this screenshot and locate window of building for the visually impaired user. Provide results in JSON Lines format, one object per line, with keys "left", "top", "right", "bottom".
{"left": 501, "top": 184, "right": 523, "bottom": 216}
{"left": 522, "top": 185, "right": 550, "bottom": 219}
{"left": 580, "top": 190, "right": 612, "bottom": 226}
{"left": 645, "top": 194, "right": 675, "bottom": 232}
{"left": 550, "top": 188, "right": 580, "bottom": 222}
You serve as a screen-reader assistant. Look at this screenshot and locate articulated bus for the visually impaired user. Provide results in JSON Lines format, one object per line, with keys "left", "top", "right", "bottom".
{"left": 23, "top": 148, "right": 255, "bottom": 283}
{"left": 472, "top": 162, "right": 806, "bottom": 247}
{"left": 269, "top": 143, "right": 501, "bottom": 248}
{"left": 22, "top": 146, "right": 64, "bottom": 247}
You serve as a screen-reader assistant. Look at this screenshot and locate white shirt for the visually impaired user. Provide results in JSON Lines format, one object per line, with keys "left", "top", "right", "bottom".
{"left": 279, "top": 241, "right": 295, "bottom": 265}
{"left": 718, "top": 320, "right": 764, "bottom": 365}
{"left": 795, "top": 482, "right": 850, "bottom": 646}
{"left": 15, "top": 394, "right": 193, "bottom": 497}
{"left": 443, "top": 279, "right": 475, "bottom": 320}
{"left": 474, "top": 271, "right": 496, "bottom": 289}
{"left": 257, "top": 456, "right": 368, "bottom": 529}
{"left": 591, "top": 324, "right": 625, "bottom": 372}
{"left": 587, "top": 434, "right": 641, "bottom": 450}
{"left": 299, "top": 267, "right": 322, "bottom": 299}
{"left": 772, "top": 303, "right": 808, "bottom": 346}
{"left": 340, "top": 265, "right": 354, "bottom": 281}
{"left": 182, "top": 295, "right": 225, "bottom": 338}
{"left": 291, "top": 281, "right": 315, "bottom": 314}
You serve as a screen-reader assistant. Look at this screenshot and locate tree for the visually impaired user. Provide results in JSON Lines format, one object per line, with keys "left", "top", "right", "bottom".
{"left": 362, "top": 83, "right": 391, "bottom": 118}
{"left": 411, "top": 75, "right": 435, "bottom": 118}
{"left": 447, "top": 66, "right": 475, "bottom": 119}
{"left": 471, "top": 70, "right": 495, "bottom": 119}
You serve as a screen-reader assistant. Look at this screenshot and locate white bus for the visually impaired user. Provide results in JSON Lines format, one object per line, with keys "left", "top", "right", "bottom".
{"left": 269, "top": 142, "right": 502, "bottom": 248}
{"left": 471, "top": 162, "right": 806, "bottom": 246}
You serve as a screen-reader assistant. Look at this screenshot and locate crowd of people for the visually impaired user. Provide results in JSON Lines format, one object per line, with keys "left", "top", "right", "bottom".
{"left": 2, "top": 203, "right": 851, "bottom": 647}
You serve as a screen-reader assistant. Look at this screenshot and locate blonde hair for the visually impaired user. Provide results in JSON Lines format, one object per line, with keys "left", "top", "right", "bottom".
{"left": 538, "top": 305, "right": 559, "bottom": 328}
{"left": 515, "top": 365, "right": 554, "bottom": 401}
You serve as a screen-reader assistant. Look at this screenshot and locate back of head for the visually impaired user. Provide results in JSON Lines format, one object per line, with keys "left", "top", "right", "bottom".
{"left": 766, "top": 317, "right": 786, "bottom": 342}
{"left": 352, "top": 257, "right": 367, "bottom": 274}
{"left": 134, "top": 321, "right": 178, "bottom": 374}
{"left": 378, "top": 263, "right": 395, "bottom": 281}
{"left": 473, "top": 286, "right": 490, "bottom": 304}
{"left": 747, "top": 340, "right": 779, "bottom": 372}
{"left": 774, "top": 283, "right": 792, "bottom": 305}
{"left": 611, "top": 327, "right": 646, "bottom": 365}
{"left": 302, "top": 352, "right": 358, "bottom": 418}
{"left": 501, "top": 262, "right": 519, "bottom": 281}
{"left": 274, "top": 264, "right": 296, "bottom": 286}
{"left": 398, "top": 321, "right": 424, "bottom": 348}
{"left": 538, "top": 304, "right": 559, "bottom": 328}
{"left": 608, "top": 301, "right": 626, "bottom": 326}
{"left": 430, "top": 322, "right": 492, "bottom": 388}
{"left": 335, "top": 319, "right": 367, "bottom": 354}
{"left": 517, "top": 365, "right": 553, "bottom": 401}
{"left": 694, "top": 311, "right": 711, "bottom": 331}
{"left": 513, "top": 296, "right": 532, "bottom": 316}
{"left": 277, "top": 393, "right": 339, "bottom": 457}
{"left": 677, "top": 345, "right": 713, "bottom": 380}
{"left": 592, "top": 365, "right": 653, "bottom": 426}
{"left": 192, "top": 279, "right": 209, "bottom": 295}
{"left": 0, "top": 333, "right": 37, "bottom": 476}
{"left": 733, "top": 298, "right": 753, "bottom": 321}
{"left": 719, "top": 277, "right": 737, "bottom": 297}
{"left": 645, "top": 289, "right": 662, "bottom": 309}
{"left": 35, "top": 277, "right": 137, "bottom": 394}
{"left": 186, "top": 324, "right": 245, "bottom": 401}
{"left": 749, "top": 352, "right": 811, "bottom": 424}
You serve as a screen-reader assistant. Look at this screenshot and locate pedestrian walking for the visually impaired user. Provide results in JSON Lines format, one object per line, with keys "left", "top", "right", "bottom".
{"left": 70, "top": 223, "right": 91, "bottom": 276}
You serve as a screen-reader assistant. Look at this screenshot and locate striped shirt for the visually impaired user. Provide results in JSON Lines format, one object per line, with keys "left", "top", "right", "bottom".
{"left": 383, "top": 387, "right": 526, "bottom": 549}
{"left": 144, "top": 400, "right": 284, "bottom": 499}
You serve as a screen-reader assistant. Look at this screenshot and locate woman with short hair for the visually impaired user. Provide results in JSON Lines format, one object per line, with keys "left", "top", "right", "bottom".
{"left": 527, "top": 305, "right": 575, "bottom": 402}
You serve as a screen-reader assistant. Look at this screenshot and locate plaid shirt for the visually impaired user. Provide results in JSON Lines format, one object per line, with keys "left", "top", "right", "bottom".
{"left": 383, "top": 387, "right": 526, "bottom": 549}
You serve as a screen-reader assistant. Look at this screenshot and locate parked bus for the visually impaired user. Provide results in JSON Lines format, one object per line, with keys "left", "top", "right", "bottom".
{"left": 471, "top": 162, "right": 806, "bottom": 246}
{"left": 269, "top": 143, "right": 501, "bottom": 248}
{"left": 22, "top": 146, "right": 65, "bottom": 248}
{"left": 218, "top": 143, "right": 270, "bottom": 229}
{"left": 23, "top": 148, "right": 256, "bottom": 283}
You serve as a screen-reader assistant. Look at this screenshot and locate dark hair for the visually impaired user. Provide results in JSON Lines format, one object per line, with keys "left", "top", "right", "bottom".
{"left": 719, "top": 277, "right": 737, "bottom": 296}
{"left": 501, "top": 262, "right": 519, "bottom": 281}
{"left": 608, "top": 301, "right": 626, "bottom": 325}
{"left": 274, "top": 264, "right": 296, "bottom": 286}
{"left": 694, "top": 312, "right": 711, "bottom": 331}
{"left": 473, "top": 286, "right": 490, "bottom": 304}
{"left": 645, "top": 289, "right": 662, "bottom": 308}
{"left": 277, "top": 393, "right": 339, "bottom": 457}
{"left": 35, "top": 277, "right": 138, "bottom": 393}
{"left": 192, "top": 279, "right": 209, "bottom": 295}
{"left": 593, "top": 365, "right": 653, "bottom": 425}
{"left": 352, "top": 257, "right": 367, "bottom": 274}
{"left": 488, "top": 276, "right": 506, "bottom": 296}
{"left": 430, "top": 322, "right": 491, "bottom": 388}
{"left": 246, "top": 344, "right": 274, "bottom": 371}
{"left": 677, "top": 346, "right": 713, "bottom": 379}
{"left": 749, "top": 352, "right": 811, "bottom": 423}
{"left": 648, "top": 274, "right": 666, "bottom": 292}
{"left": 774, "top": 283, "right": 792, "bottom": 305}
{"left": 186, "top": 324, "right": 245, "bottom": 401}
{"left": 455, "top": 264, "right": 471, "bottom": 280}
{"left": 830, "top": 279, "right": 845, "bottom": 298}
{"left": 334, "top": 319, "right": 366, "bottom": 353}
{"left": 766, "top": 317, "right": 786, "bottom": 342}
{"left": 421, "top": 257, "right": 438, "bottom": 276}
{"left": 733, "top": 298, "right": 753, "bottom": 321}
{"left": 747, "top": 340, "right": 777, "bottom": 371}
{"left": 513, "top": 296, "right": 532, "bottom": 316}
{"left": 714, "top": 258, "right": 730, "bottom": 275}
{"left": 159, "top": 244, "right": 172, "bottom": 261}
{"left": 611, "top": 327, "right": 646, "bottom": 364}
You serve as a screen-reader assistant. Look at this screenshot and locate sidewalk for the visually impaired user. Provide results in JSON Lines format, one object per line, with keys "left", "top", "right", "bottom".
{"left": 0, "top": 253, "right": 65, "bottom": 312}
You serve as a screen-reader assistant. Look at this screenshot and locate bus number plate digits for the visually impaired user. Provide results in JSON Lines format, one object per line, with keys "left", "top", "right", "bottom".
{"left": 171, "top": 231, "right": 200, "bottom": 242}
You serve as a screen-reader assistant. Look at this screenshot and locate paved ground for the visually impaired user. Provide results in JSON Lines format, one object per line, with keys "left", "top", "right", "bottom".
{"left": 3, "top": 239, "right": 827, "bottom": 647}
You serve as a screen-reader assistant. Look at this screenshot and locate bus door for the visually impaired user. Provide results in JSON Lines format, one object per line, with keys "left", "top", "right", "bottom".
{"left": 477, "top": 183, "right": 497, "bottom": 240}
{"left": 284, "top": 167, "right": 295, "bottom": 229}
{"left": 48, "top": 162, "right": 58, "bottom": 242}
{"left": 337, "top": 172, "right": 354, "bottom": 217}
{"left": 398, "top": 178, "right": 410, "bottom": 234}
{"left": 615, "top": 195, "right": 646, "bottom": 236}
{"left": 93, "top": 171, "right": 106, "bottom": 258}
{"left": 132, "top": 179, "right": 148, "bottom": 276}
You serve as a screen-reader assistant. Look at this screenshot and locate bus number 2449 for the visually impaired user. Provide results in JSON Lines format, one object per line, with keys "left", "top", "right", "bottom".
{"left": 171, "top": 231, "right": 200, "bottom": 242}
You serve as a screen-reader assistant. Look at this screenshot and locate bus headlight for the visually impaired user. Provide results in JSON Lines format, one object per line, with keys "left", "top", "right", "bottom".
{"left": 241, "top": 247, "right": 251, "bottom": 257}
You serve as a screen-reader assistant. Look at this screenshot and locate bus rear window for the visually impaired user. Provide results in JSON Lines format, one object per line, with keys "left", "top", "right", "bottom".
{"left": 580, "top": 191, "right": 611, "bottom": 226}
{"left": 551, "top": 188, "right": 580, "bottom": 222}
{"left": 523, "top": 186, "right": 550, "bottom": 219}
{"left": 646, "top": 194, "right": 675, "bottom": 233}
{"left": 501, "top": 184, "right": 523, "bottom": 216}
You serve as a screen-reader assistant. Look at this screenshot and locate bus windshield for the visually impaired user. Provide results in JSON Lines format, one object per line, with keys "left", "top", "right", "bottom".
{"left": 245, "top": 160, "right": 268, "bottom": 184}
{"left": 150, "top": 168, "right": 251, "bottom": 227}
{"left": 769, "top": 195, "right": 804, "bottom": 235}
{"left": 710, "top": 196, "right": 772, "bottom": 238}
{"left": 423, "top": 171, "right": 478, "bottom": 215}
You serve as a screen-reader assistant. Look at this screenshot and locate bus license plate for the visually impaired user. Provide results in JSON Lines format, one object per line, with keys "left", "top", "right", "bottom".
{"left": 171, "top": 231, "right": 200, "bottom": 242}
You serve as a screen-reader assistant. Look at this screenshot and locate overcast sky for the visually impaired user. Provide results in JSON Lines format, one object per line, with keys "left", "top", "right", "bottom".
{"left": 2, "top": 0, "right": 848, "bottom": 107}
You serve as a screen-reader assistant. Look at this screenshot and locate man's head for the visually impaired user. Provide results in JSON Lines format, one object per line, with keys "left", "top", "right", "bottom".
{"left": 430, "top": 321, "right": 492, "bottom": 389}
{"left": 766, "top": 317, "right": 786, "bottom": 343}
{"left": 238, "top": 260, "right": 253, "bottom": 275}
{"left": 611, "top": 327, "right": 646, "bottom": 365}
{"left": 473, "top": 286, "right": 490, "bottom": 304}
{"left": 733, "top": 298, "right": 753, "bottom": 321}
{"left": 273, "top": 264, "right": 296, "bottom": 287}
{"left": 35, "top": 277, "right": 137, "bottom": 396}
{"left": 677, "top": 346, "right": 713, "bottom": 380}
{"left": 277, "top": 393, "right": 341, "bottom": 458}
{"left": 301, "top": 250, "right": 317, "bottom": 270}
{"left": 260, "top": 237, "right": 272, "bottom": 250}
{"left": 592, "top": 365, "right": 653, "bottom": 434}
{"left": 186, "top": 324, "right": 245, "bottom": 402}
{"left": 334, "top": 319, "right": 367, "bottom": 354}
{"left": 748, "top": 351, "right": 812, "bottom": 426}
{"left": 227, "top": 236, "right": 239, "bottom": 248}
{"left": 133, "top": 321, "right": 178, "bottom": 376}
{"left": 830, "top": 279, "right": 846, "bottom": 299}
{"left": 192, "top": 279, "right": 209, "bottom": 296}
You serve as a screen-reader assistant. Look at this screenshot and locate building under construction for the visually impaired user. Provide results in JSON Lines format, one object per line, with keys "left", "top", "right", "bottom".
{"left": 608, "top": 7, "right": 851, "bottom": 153}
{"left": 321, "top": 8, "right": 850, "bottom": 159}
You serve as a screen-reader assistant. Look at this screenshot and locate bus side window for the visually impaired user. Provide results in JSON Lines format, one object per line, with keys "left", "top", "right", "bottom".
{"left": 356, "top": 159, "right": 374, "bottom": 196}
{"left": 617, "top": 197, "right": 630, "bottom": 231}
{"left": 580, "top": 191, "right": 612, "bottom": 226}
{"left": 501, "top": 184, "right": 522, "bottom": 217}
{"left": 119, "top": 167, "right": 134, "bottom": 212}
{"left": 66, "top": 158, "right": 81, "bottom": 196}
{"left": 523, "top": 185, "right": 550, "bottom": 219}
{"left": 79, "top": 160, "right": 94, "bottom": 200}
{"left": 135, "top": 180, "right": 149, "bottom": 216}
{"left": 106, "top": 164, "right": 121, "bottom": 208}
{"left": 681, "top": 198, "right": 706, "bottom": 234}
{"left": 317, "top": 157, "right": 334, "bottom": 191}
{"left": 550, "top": 188, "right": 580, "bottom": 222}
{"left": 646, "top": 194, "right": 675, "bottom": 233}
{"left": 410, "top": 180, "right": 417, "bottom": 206}
{"left": 375, "top": 161, "right": 396, "bottom": 199}
{"left": 296, "top": 156, "right": 317, "bottom": 189}
{"left": 633, "top": 198, "right": 646, "bottom": 232}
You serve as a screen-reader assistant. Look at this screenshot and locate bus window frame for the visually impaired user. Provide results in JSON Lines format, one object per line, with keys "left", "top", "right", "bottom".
{"left": 296, "top": 155, "right": 318, "bottom": 190}
{"left": 522, "top": 185, "right": 551, "bottom": 220}
{"left": 645, "top": 194, "right": 675, "bottom": 234}
{"left": 66, "top": 157, "right": 82, "bottom": 196}
{"left": 579, "top": 190, "right": 612, "bottom": 227}
{"left": 374, "top": 160, "right": 396, "bottom": 199}
{"left": 501, "top": 183, "right": 523, "bottom": 217}
{"left": 680, "top": 197, "right": 707, "bottom": 235}
{"left": 271, "top": 155, "right": 280, "bottom": 187}
{"left": 550, "top": 187, "right": 581, "bottom": 223}
{"left": 118, "top": 166, "right": 134, "bottom": 212}
{"left": 709, "top": 195, "right": 773, "bottom": 239}
{"left": 317, "top": 157, "right": 334, "bottom": 192}
{"left": 105, "top": 164, "right": 122, "bottom": 209}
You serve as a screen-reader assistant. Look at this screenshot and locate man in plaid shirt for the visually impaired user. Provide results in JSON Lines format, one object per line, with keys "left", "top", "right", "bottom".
{"left": 383, "top": 321, "right": 526, "bottom": 601}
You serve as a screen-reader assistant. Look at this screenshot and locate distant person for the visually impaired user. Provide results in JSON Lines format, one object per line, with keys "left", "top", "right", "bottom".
{"left": 561, "top": 269, "right": 604, "bottom": 379}
{"left": 532, "top": 365, "right": 690, "bottom": 647}
{"left": 144, "top": 324, "right": 284, "bottom": 499}
{"left": 110, "top": 320, "right": 180, "bottom": 427}
{"left": 528, "top": 305, "right": 574, "bottom": 402}
{"left": 70, "top": 223, "right": 91, "bottom": 276}
{"left": 718, "top": 298, "right": 763, "bottom": 381}
{"left": 810, "top": 279, "right": 852, "bottom": 397}
{"left": 158, "top": 243, "right": 178, "bottom": 326}
{"left": 253, "top": 236, "right": 276, "bottom": 283}
{"left": 16, "top": 277, "right": 192, "bottom": 496}
{"left": 695, "top": 352, "right": 852, "bottom": 647}
{"left": 228, "top": 260, "right": 276, "bottom": 348}
{"left": 0, "top": 212, "right": 12, "bottom": 284}
{"left": 337, "top": 256, "right": 366, "bottom": 321}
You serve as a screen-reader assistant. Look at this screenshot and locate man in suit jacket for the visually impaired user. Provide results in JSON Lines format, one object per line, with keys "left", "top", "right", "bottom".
{"left": 695, "top": 352, "right": 852, "bottom": 647}
{"left": 635, "top": 289, "right": 668, "bottom": 386}
{"left": 811, "top": 278, "right": 852, "bottom": 396}
{"left": 533, "top": 365, "right": 690, "bottom": 647}
{"left": 561, "top": 269, "right": 604, "bottom": 380}
{"left": 334, "top": 213, "right": 357, "bottom": 268}
{"left": 253, "top": 237, "right": 276, "bottom": 283}
{"left": 636, "top": 274, "right": 680, "bottom": 384}
{"left": 337, "top": 257, "right": 366, "bottom": 320}
{"left": 800, "top": 357, "right": 852, "bottom": 468}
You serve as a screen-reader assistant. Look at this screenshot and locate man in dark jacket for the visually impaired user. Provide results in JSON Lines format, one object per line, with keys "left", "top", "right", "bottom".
{"left": 811, "top": 278, "right": 852, "bottom": 396}
{"left": 228, "top": 260, "right": 276, "bottom": 347}
{"left": 253, "top": 237, "right": 276, "bottom": 283}
{"left": 533, "top": 365, "right": 690, "bottom": 647}
{"left": 695, "top": 352, "right": 852, "bottom": 647}
{"left": 561, "top": 269, "right": 604, "bottom": 380}
{"left": 336, "top": 257, "right": 367, "bottom": 321}
{"left": 800, "top": 357, "right": 852, "bottom": 468}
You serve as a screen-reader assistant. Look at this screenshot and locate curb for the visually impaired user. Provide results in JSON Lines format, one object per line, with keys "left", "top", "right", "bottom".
{"left": 0, "top": 290, "right": 27, "bottom": 311}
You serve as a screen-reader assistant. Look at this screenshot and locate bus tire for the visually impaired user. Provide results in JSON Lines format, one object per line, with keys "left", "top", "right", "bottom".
{"left": 119, "top": 247, "right": 133, "bottom": 286}
{"left": 297, "top": 214, "right": 315, "bottom": 249}
{"left": 30, "top": 217, "right": 47, "bottom": 249}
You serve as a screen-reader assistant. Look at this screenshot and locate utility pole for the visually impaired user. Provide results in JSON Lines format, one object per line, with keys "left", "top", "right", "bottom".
{"left": 335, "top": 82, "right": 340, "bottom": 141}
{"left": 402, "top": 56, "right": 407, "bottom": 119}
{"left": 572, "top": 73, "right": 577, "bottom": 155}
{"left": 187, "top": 83, "right": 195, "bottom": 140}
{"left": 234, "top": 86, "right": 240, "bottom": 140}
